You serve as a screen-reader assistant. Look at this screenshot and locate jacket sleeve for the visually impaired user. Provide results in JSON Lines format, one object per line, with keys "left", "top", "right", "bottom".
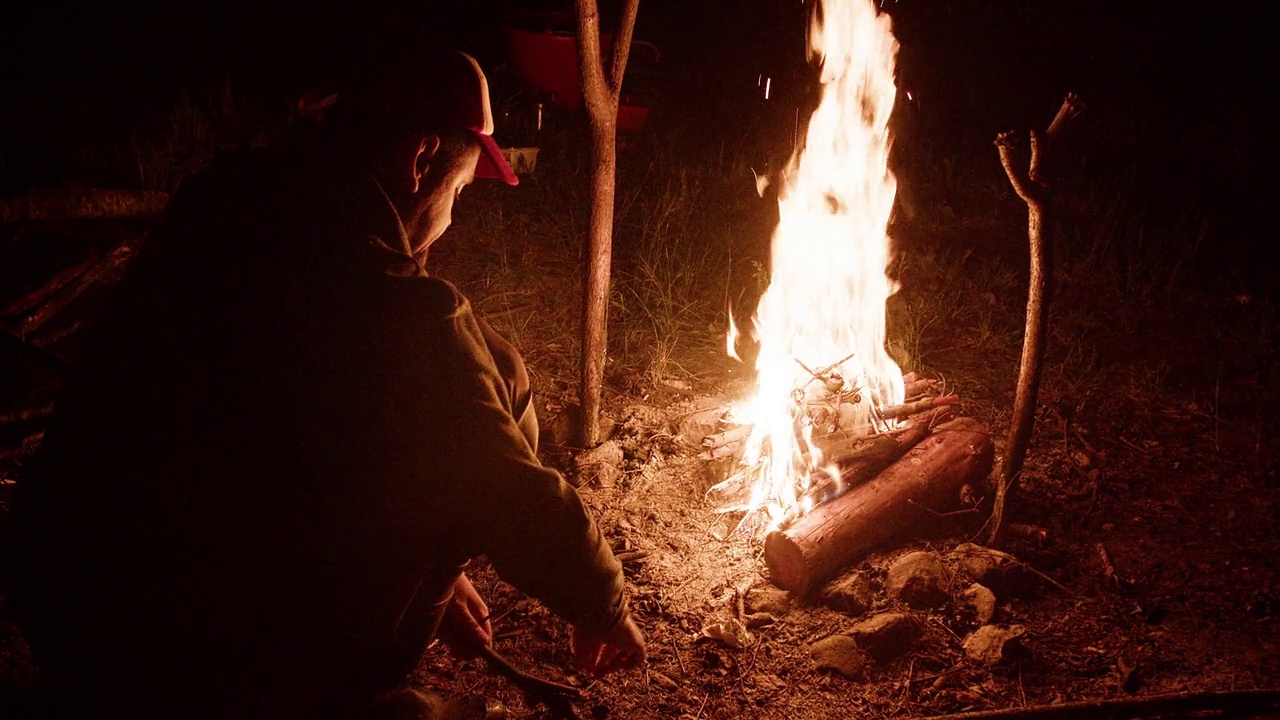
{"left": 398, "top": 281, "right": 627, "bottom": 634}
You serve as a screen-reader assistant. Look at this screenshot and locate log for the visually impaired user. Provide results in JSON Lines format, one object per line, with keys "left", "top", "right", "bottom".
{"left": 0, "top": 401, "right": 55, "bottom": 427}
{"left": 765, "top": 416, "right": 994, "bottom": 595}
{"left": 0, "top": 185, "right": 169, "bottom": 225}
{"left": 786, "top": 407, "right": 951, "bottom": 525}
{"left": 0, "top": 251, "right": 99, "bottom": 319}
{"left": 18, "top": 243, "right": 135, "bottom": 337}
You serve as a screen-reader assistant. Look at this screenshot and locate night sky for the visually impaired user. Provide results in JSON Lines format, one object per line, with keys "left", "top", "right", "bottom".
{"left": 1, "top": 0, "right": 1273, "bottom": 290}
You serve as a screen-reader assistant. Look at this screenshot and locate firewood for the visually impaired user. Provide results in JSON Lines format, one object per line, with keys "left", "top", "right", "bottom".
{"left": 881, "top": 394, "right": 960, "bottom": 420}
{"left": 764, "top": 416, "right": 994, "bottom": 595}
{"left": 0, "top": 185, "right": 169, "bottom": 225}
{"left": 786, "top": 408, "right": 952, "bottom": 526}
{"left": 18, "top": 244, "right": 135, "bottom": 337}
{"left": 0, "top": 252, "right": 98, "bottom": 320}
{"left": 0, "top": 401, "right": 55, "bottom": 427}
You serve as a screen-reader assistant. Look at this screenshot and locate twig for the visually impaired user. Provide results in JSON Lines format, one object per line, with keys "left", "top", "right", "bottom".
{"left": 20, "top": 244, "right": 135, "bottom": 338}
{"left": 478, "top": 646, "right": 584, "bottom": 720}
{"left": 907, "top": 688, "right": 1280, "bottom": 720}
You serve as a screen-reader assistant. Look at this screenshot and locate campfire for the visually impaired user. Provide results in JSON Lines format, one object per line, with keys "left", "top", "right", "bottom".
{"left": 705, "top": 0, "right": 993, "bottom": 595}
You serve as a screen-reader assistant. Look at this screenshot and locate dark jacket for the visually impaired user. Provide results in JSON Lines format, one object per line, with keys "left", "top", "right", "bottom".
{"left": 4, "top": 144, "right": 624, "bottom": 717}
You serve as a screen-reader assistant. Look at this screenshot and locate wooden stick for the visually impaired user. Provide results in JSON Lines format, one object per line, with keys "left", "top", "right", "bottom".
{"left": 0, "top": 252, "right": 98, "bottom": 320}
{"left": 908, "top": 688, "right": 1280, "bottom": 720}
{"left": 882, "top": 394, "right": 960, "bottom": 420}
{"left": 986, "top": 93, "right": 1083, "bottom": 547}
{"left": 19, "top": 244, "right": 134, "bottom": 338}
{"left": 479, "top": 646, "right": 584, "bottom": 719}
{"left": 0, "top": 185, "right": 169, "bottom": 225}
{"left": 0, "top": 330, "right": 71, "bottom": 376}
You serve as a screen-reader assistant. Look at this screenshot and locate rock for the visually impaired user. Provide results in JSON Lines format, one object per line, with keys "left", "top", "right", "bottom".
{"left": 959, "top": 583, "right": 997, "bottom": 626}
{"left": 809, "top": 635, "right": 866, "bottom": 678}
{"left": 743, "top": 612, "right": 776, "bottom": 629}
{"left": 545, "top": 403, "right": 582, "bottom": 448}
{"left": 752, "top": 673, "right": 786, "bottom": 692}
{"left": 575, "top": 441, "right": 625, "bottom": 488}
{"left": 746, "top": 587, "right": 791, "bottom": 616}
{"left": 847, "top": 612, "right": 920, "bottom": 662}
{"left": 948, "top": 543, "right": 1034, "bottom": 596}
{"left": 962, "top": 624, "right": 1027, "bottom": 666}
{"left": 886, "top": 551, "right": 949, "bottom": 609}
{"left": 676, "top": 405, "right": 725, "bottom": 445}
{"left": 821, "top": 572, "right": 874, "bottom": 616}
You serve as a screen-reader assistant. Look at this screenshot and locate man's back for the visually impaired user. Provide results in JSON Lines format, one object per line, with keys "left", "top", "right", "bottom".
{"left": 5, "top": 147, "right": 504, "bottom": 716}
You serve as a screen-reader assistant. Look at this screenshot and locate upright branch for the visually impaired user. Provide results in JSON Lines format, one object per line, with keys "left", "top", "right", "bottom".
{"left": 574, "top": 0, "right": 640, "bottom": 447}
{"left": 986, "top": 93, "right": 1083, "bottom": 547}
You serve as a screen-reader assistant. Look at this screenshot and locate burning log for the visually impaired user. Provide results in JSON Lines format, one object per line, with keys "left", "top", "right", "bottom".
{"left": 764, "top": 416, "right": 994, "bottom": 595}
{"left": 881, "top": 393, "right": 959, "bottom": 420}
{"left": 18, "top": 243, "right": 135, "bottom": 338}
{"left": 779, "top": 407, "right": 951, "bottom": 528}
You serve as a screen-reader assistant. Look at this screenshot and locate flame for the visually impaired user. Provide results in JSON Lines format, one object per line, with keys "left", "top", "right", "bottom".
{"left": 717, "top": 0, "right": 903, "bottom": 528}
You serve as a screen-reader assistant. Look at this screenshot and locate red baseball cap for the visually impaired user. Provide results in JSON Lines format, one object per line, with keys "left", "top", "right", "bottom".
{"left": 448, "top": 52, "right": 519, "bottom": 186}
{"left": 338, "top": 47, "right": 518, "bottom": 186}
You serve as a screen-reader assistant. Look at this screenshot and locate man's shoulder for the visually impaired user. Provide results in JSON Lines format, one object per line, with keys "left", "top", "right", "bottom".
{"left": 388, "top": 275, "right": 472, "bottom": 322}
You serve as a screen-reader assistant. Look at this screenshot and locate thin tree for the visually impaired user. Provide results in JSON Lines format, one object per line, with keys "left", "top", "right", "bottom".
{"left": 574, "top": 0, "right": 640, "bottom": 447}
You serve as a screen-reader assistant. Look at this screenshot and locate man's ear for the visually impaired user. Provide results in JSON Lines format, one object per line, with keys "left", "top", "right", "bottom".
{"left": 411, "top": 135, "right": 443, "bottom": 193}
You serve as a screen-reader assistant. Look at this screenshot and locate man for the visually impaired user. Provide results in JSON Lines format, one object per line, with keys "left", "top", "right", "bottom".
{"left": 3, "top": 47, "right": 644, "bottom": 718}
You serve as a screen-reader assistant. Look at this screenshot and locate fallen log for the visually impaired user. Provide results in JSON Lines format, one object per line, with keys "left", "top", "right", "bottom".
{"left": 765, "top": 416, "right": 994, "bottom": 595}
{"left": 19, "top": 243, "right": 135, "bottom": 337}
{"left": 882, "top": 393, "right": 960, "bottom": 420}
{"left": 0, "top": 185, "right": 169, "bottom": 225}
{"left": 0, "top": 251, "right": 99, "bottom": 320}
{"left": 0, "top": 401, "right": 55, "bottom": 427}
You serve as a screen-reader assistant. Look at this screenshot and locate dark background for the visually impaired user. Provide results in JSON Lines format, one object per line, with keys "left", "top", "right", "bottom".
{"left": 1, "top": 0, "right": 1274, "bottom": 292}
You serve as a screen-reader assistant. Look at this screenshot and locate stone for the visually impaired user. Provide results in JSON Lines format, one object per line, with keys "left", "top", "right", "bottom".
{"left": 809, "top": 635, "right": 866, "bottom": 678}
{"left": 886, "top": 551, "right": 949, "bottom": 609}
{"left": 847, "top": 612, "right": 921, "bottom": 663}
{"left": 821, "top": 572, "right": 874, "bottom": 616}
{"left": 746, "top": 587, "right": 791, "bottom": 617}
{"left": 948, "top": 543, "right": 1034, "bottom": 596}
{"left": 962, "top": 624, "right": 1027, "bottom": 666}
{"left": 575, "top": 440, "right": 625, "bottom": 488}
{"left": 960, "top": 583, "right": 997, "bottom": 626}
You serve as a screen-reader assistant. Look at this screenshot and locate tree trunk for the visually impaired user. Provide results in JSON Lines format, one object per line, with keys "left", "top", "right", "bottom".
{"left": 765, "top": 416, "right": 994, "bottom": 595}
{"left": 575, "top": 0, "right": 639, "bottom": 448}
{"left": 0, "top": 185, "right": 169, "bottom": 225}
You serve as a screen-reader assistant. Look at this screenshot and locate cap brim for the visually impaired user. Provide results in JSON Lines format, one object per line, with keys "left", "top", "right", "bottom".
{"left": 472, "top": 131, "right": 519, "bottom": 186}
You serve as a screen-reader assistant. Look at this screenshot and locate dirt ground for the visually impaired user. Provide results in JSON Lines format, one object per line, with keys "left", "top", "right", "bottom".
{"left": 2, "top": 172, "right": 1279, "bottom": 720}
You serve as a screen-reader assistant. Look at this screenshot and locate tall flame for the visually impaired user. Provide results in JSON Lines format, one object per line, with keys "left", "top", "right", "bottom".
{"left": 722, "top": 0, "right": 902, "bottom": 526}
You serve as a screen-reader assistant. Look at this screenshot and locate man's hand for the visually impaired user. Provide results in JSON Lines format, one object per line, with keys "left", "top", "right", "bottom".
{"left": 437, "top": 573, "right": 493, "bottom": 660}
{"left": 571, "top": 616, "right": 646, "bottom": 676}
